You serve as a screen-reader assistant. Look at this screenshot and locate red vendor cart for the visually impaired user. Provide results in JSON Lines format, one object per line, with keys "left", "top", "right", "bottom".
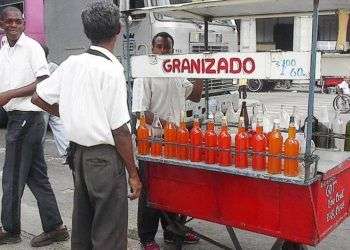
{"left": 123, "top": 0, "right": 350, "bottom": 249}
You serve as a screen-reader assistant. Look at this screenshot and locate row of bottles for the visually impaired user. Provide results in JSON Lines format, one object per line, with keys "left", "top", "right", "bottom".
{"left": 137, "top": 111, "right": 302, "bottom": 178}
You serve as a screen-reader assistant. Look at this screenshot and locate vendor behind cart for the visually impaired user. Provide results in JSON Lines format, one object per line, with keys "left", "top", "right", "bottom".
{"left": 132, "top": 32, "right": 203, "bottom": 249}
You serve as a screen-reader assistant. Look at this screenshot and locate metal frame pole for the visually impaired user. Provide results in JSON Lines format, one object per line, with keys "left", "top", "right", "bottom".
{"left": 305, "top": 0, "right": 319, "bottom": 179}
{"left": 124, "top": 13, "right": 136, "bottom": 133}
{"left": 204, "top": 17, "right": 209, "bottom": 119}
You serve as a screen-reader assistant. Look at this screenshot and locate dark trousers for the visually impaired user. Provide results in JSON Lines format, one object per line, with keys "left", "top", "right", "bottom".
{"left": 137, "top": 161, "right": 176, "bottom": 244}
{"left": 71, "top": 144, "right": 127, "bottom": 250}
{"left": 1, "top": 111, "right": 63, "bottom": 234}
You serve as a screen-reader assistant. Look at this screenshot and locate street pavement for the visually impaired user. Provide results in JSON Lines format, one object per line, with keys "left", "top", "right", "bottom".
{"left": 0, "top": 91, "right": 349, "bottom": 250}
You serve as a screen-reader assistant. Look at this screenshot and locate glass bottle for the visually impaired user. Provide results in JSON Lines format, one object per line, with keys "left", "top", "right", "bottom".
{"left": 267, "top": 119, "right": 283, "bottom": 174}
{"left": 240, "top": 101, "right": 249, "bottom": 129}
{"left": 235, "top": 116, "right": 249, "bottom": 168}
{"left": 261, "top": 104, "right": 272, "bottom": 136}
{"left": 150, "top": 113, "right": 163, "bottom": 157}
{"left": 214, "top": 105, "right": 224, "bottom": 124}
{"left": 190, "top": 116, "right": 202, "bottom": 162}
{"left": 218, "top": 116, "right": 232, "bottom": 166}
{"left": 252, "top": 117, "right": 267, "bottom": 171}
{"left": 164, "top": 115, "right": 177, "bottom": 159}
{"left": 279, "top": 104, "right": 290, "bottom": 129}
{"left": 226, "top": 102, "right": 237, "bottom": 124}
{"left": 331, "top": 111, "right": 345, "bottom": 150}
{"left": 136, "top": 111, "right": 150, "bottom": 155}
{"left": 205, "top": 115, "right": 217, "bottom": 164}
{"left": 284, "top": 116, "right": 300, "bottom": 177}
{"left": 176, "top": 111, "right": 189, "bottom": 160}
{"left": 345, "top": 120, "right": 350, "bottom": 151}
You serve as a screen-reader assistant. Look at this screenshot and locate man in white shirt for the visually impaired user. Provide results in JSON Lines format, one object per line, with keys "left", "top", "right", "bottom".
{"left": 32, "top": 2, "right": 142, "bottom": 249}
{"left": 0, "top": 6, "right": 68, "bottom": 246}
{"left": 132, "top": 32, "right": 203, "bottom": 250}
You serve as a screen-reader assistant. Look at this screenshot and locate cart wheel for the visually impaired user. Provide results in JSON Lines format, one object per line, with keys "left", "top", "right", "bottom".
{"left": 247, "top": 79, "right": 264, "bottom": 92}
{"left": 281, "top": 241, "right": 308, "bottom": 250}
{"left": 333, "top": 94, "right": 350, "bottom": 114}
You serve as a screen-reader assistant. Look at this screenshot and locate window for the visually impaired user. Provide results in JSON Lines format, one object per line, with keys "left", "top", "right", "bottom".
{"left": 130, "top": 0, "right": 144, "bottom": 8}
{"left": 129, "top": 0, "right": 146, "bottom": 19}
{"left": 318, "top": 15, "right": 338, "bottom": 41}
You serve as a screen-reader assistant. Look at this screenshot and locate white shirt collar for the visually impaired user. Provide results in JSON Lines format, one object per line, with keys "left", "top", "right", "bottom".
{"left": 90, "top": 45, "right": 118, "bottom": 63}
{"left": 2, "top": 33, "right": 26, "bottom": 47}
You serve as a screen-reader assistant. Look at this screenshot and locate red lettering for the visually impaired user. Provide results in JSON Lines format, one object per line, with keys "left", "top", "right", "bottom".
{"left": 243, "top": 57, "right": 255, "bottom": 74}
{"left": 181, "top": 58, "right": 191, "bottom": 73}
{"left": 205, "top": 58, "right": 216, "bottom": 74}
{"left": 172, "top": 59, "right": 181, "bottom": 73}
{"left": 217, "top": 58, "right": 228, "bottom": 74}
{"left": 190, "top": 59, "right": 201, "bottom": 74}
{"left": 229, "top": 58, "right": 242, "bottom": 74}
{"left": 163, "top": 59, "right": 172, "bottom": 73}
{"left": 201, "top": 59, "right": 205, "bottom": 73}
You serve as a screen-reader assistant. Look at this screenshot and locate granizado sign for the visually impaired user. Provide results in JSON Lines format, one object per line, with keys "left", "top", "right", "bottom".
{"left": 131, "top": 52, "right": 321, "bottom": 80}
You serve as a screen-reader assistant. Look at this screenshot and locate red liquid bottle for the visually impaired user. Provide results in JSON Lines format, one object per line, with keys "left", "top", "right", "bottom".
{"left": 235, "top": 116, "right": 249, "bottom": 168}
{"left": 176, "top": 111, "right": 189, "bottom": 160}
{"left": 205, "top": 116, "right": 217, "bottom": 164}
{"left": 284, "top": 116, "right": 300, "bottom": 177}
{"left": 136, "top": 112, "right": 150, "bottom": 155}
{"left": 267, "top": 119, "right": 283, "bottom": 174}
{"left": 150, "top": 113, "right": 163, "bottom": 157}
{"left": 218, "top": 116, "right": 232, "bottom": 166}
{"left": 190, "top": 116, "right": 202, "bottom": 162}
{"left": 252, "top": 117, "right": 267, "bottom": 171}
{"left": 164, "top": 116, "right": 177, "bottom": 159}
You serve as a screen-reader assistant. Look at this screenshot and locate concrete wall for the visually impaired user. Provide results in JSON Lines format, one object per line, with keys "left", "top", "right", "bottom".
{"left": 45, "top": 0, "right": 91, "bottom": 64}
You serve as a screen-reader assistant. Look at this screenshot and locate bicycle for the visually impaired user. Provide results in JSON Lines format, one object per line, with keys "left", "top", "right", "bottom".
{"left": 333, "top": 88, "right": 350, "bottom": 114}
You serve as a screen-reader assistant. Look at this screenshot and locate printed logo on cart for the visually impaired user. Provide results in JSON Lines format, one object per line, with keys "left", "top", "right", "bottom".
{"left": 322, "top": 177, "right": 346, "bottom": 223}
{"left": 162, "top": 57, "right": 256, "bottom": 74}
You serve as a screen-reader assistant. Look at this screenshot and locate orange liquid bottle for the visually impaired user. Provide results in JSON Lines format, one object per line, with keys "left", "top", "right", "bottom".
{"left": 267, "top": 119, "right": 283, "bottom": 174}
{"left": 235, "top": 116, "right": 249, "bottom": 168}
{"left": 284, "top": 117, "right": 300, "bottom": 177}
{"left": 136, "top": 112, "right": 150, "bottom": 155}
{"left": 205, "top": 116, "right": 217, "bottom": 164}
{"left": 150, "top": 113, "right": 163, "bottom": 157}
{"left": 176, "top": 111, "right": 189, "bottom": 160}
{"left": 190, "top": 117, "right": 202, "bottom": 162}
{"left": 164, "top": 116, "right": 177, "bottom": 159}
{"left": 252, "top": 117, "right": 267, "bottom": 171}
{"left": 218, "top": 116, "right": 232, "bottom": 166}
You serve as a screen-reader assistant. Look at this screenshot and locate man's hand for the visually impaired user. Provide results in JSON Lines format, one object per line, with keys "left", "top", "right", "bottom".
{"left": 128, "top": 175, "right": 142, "bottom": 200}
{"left": 0, "top": 91, "right": 12, "bottom": 106}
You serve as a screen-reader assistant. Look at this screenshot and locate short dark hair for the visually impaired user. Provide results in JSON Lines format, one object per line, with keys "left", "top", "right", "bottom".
{"left": 152, "top": 32, "right": 174, "bottom": 47}
{"left": 81, "top": 1, "right": 120, "bottom": 44}
{"left": 1, "top": 6, "right": 23, "bottom": 20}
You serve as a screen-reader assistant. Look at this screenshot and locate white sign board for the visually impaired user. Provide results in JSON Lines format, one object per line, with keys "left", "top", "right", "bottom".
{"left": 270, "top": 52, "right": 321, "bottom": 79}
{"left": 131, "top": 52, "right": 321, "bottom": 80}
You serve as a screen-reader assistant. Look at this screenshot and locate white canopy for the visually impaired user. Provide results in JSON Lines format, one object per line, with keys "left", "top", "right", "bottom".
{"left": 126, "top": 0, "right": 350, "bottom": 21}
